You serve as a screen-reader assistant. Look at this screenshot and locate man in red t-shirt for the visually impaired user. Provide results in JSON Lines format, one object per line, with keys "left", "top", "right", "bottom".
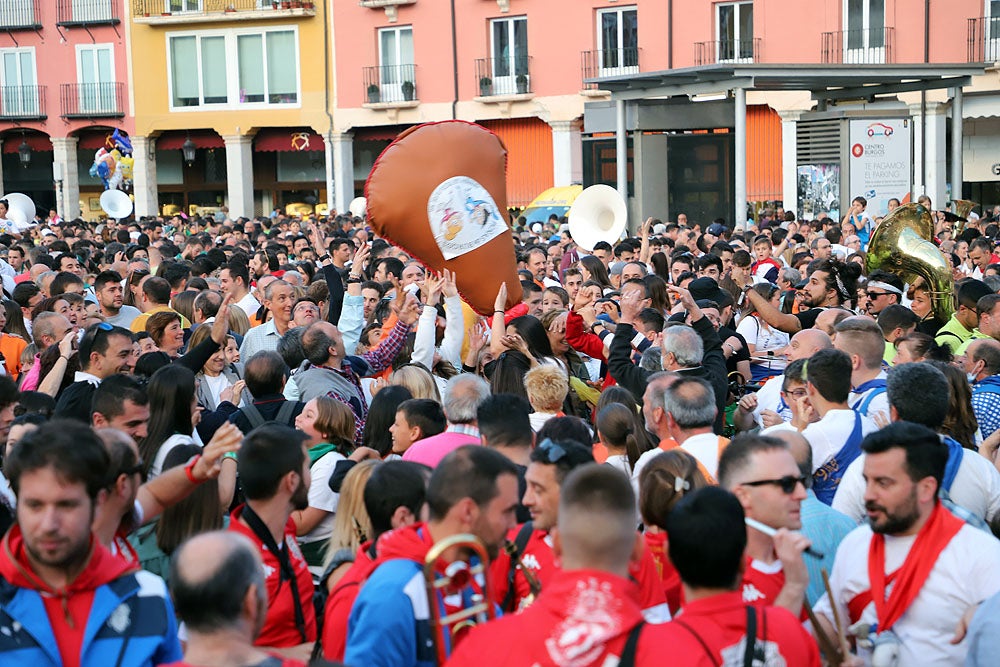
{"left": 449, "top": 465, "right": 675, "bottom": 666}
{"left": 656, "top": 486, "right": 821, "bottom": 666}
{"left": 228, "top": 424, "right": 316, "bottom": 663}
{"left": 164, "top": 530, "right": 308, "bottom": 667}
{"left": 718, "top": 433, "right": 812, "bottom": 619}
{"left": 490, "top": 439, "right": 670, "bottom": 622}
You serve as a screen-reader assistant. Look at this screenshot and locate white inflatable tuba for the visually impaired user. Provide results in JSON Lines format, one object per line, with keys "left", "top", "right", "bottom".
{"left": 567, "top": 184, "right": 627, "bottom": 251}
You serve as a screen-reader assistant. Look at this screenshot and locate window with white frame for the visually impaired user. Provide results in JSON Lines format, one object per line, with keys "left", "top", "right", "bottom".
{"left": 0, "top": 48, "right": 38, "bottom": 116}
{"left": 168, "top": 27, "right": 299, "bottom": 109}
{"left": 378, "top": 26, "right": 414, "bottom": 101}
{"left": 845, "top": 0, "right": 885, "bottom": 53}
{"left": 167, "top": 0, "right": 201, "bottom": 13}
{"left": 597, "top": 7, "right": 638, "bottom": 74}
{"left": 717, "top": 2, "right": 753, "bottom": 62}
{"left": 986, "top": 0, "right": 1000, "bottom": 59}
{"left": 76, "top": 44, "right": 115, "bottom": 113}
{"left": 490, "top": 16, "right": 527, "bottom": 93}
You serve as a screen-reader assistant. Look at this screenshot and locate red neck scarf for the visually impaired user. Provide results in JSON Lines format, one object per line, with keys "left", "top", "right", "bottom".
{"left": 867, "top": 502, "right": 964, "bottom": 632}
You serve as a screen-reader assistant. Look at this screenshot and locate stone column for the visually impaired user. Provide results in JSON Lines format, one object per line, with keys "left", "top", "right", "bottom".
{"left": 222, "top": 134, "right": 255, "bottom": 219}
{"left": 51, "top": 137, "right": 81, "bottom": 221}
{"left": 131, "top": 135, "right": 158, "bottom": 218}
{"left": 330, "top": 132, "right": 354, "bottom": 215}
{"left": 550, "top": 120, "right": 582, "bottom": 187}
{"left": 923, "top": 103, "right": 948, "bottom": 208}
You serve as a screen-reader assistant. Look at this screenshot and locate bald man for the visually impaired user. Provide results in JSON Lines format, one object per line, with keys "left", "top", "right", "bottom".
{"left": 966, "top": 338, "right": 1000, "bottom": 440}
{"left": 770, "top": 430, "right": 856, "bottom": 605}
{"left": 168, "top": 531, "right": 319, "bottom": 667}
{"left": 733, "top": 328, "right": 833, "bottom": 431}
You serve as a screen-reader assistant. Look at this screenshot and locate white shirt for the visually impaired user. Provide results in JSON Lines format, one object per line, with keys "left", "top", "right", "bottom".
{"left": 802, "top": 409, "right": 878, "bottom": 472}
{"left": 813, "top": 521, "right": 1000, "bottom": 666}
{"left": 751, "top": 375, "right": 790, "bottom": 426}
{"left": 848, "top": 372, "right": 890, "bottom": 421}
{"left": 149, "top": 433, "right": 197, "bottom": 479}
{"left": 300, "top": 450, "right": 345, "bottom": 547}
{"left": 833, "top": 448, "right": 1000, "bottom": 523}
{"left": 235, "top": 291, "right": 261, "bottom": 318}
{"left": 736, "top": 315, "right": 789, "bottom": 368}
{"left": 604, "top": 454, "right": 632, "bottom": 478}
{"left": 202, "top": 372, "right": 231, "bottom": 408}
{"left": 679, "top": 431, "right": 724, "bottom": 481}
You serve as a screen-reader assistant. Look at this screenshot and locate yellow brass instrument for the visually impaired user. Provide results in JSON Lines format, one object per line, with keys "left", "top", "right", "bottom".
{"left": 424, "top": 533, "right": 496, "bottom": 666}
{"left": 952, "top": 199, "right": 977, "bottom": 235}
{"left": 867, "top": 203, "right": 954, "bottom": 323}
{"left": 502, "top": 537, "right": 542, "bottom": 610}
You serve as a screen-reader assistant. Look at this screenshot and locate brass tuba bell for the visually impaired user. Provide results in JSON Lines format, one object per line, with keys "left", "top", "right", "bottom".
{"left": 867, "top": 203, "right": 954, "bottom": 324}
{"left": 951, "top": 199, "right": 978, "bottom": 235}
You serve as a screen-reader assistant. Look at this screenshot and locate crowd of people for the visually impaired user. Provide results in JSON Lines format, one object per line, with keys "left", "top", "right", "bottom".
{"left": 2, "top": 193, "right": 1000, "bottom": 666}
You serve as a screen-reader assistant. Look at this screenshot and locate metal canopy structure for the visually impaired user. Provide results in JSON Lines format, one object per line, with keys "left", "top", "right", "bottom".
{"left": 587, "top": 63, "right": 986, "bottom": 229}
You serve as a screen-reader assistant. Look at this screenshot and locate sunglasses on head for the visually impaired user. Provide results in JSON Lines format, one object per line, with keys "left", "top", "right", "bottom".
{"left": 742, "top": 475, "right": 811, "bottom": 494}
{"left": 535, "top": 438, "right": 567, "bottom": 465}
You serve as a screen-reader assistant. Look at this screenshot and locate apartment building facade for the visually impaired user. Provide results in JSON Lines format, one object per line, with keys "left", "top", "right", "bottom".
{"left": 0, "top": 0, "right": 133, "bottom": 220}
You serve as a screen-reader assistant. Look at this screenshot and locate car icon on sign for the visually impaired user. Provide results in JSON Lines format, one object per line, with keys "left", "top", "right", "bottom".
{"left": 867, "top": 123, "right": 894, "bottom": 137}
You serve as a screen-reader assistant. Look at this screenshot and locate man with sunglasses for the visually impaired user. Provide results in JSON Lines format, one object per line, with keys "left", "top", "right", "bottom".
{"left": 718, "top": 433, "right": 813, "bottom": 619}
{"left": 53, "top": 322, "right": 137, "bottom": 424}
{"left": 862, "top": 270, "right": 904, "bottom": 318}
{"left": 490, "top": 439, "right": 670, "bottom": 622}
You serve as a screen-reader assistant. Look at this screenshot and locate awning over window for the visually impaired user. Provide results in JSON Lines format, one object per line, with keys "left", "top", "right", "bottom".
{"left": 157, "top": 131, "right": 225, "bottom": 151}
{"left": 255, "top": 128, "right": 323, "bottom": 152}
{"left": 2, "top": 134, "right": 52, "bottom": 154}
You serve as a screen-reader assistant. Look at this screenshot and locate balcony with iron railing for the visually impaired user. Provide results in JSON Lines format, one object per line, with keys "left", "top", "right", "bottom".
{"left": 967, "top": 17, "right": 1000, "bottom": 62}
{"left": 60, "top": 82, "right": 126, "bottom": 118}
{"left": 363, "top": 64, "right": 418, "bottom": 106}
{"left": 57, "top": 0, "right": 120, "bottom": 25}
{"left": 474, "top": 56, "right": 533, "bottom": 99}
{"left": 821, "top": 27, "right": 895, "bottom": 64}
{"left": 0, "top": 0, "right": 42, "bottom": 31}
{"left": 0, "top": 86, "right": 47, "bottom": 120}
{"left": 581, "top": 48, "right": 640, "bottom": 92}
{"left": 694, "top": 38, "right": 760, "bottom": 65}
{"left": 132, "top": 0, "right": 315, "bottom": 24}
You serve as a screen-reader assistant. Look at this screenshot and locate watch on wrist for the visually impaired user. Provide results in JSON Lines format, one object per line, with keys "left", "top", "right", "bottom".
{"left": 346, "top": 276, "right": 363, "bottom": 284}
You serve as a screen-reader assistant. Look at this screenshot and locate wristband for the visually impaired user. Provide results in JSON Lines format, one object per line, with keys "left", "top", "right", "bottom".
{"left": 184, "top": 455, "right": 203, "bottom": 484}
{"left": 222, "top": 451, "right": 238, "bottom": 461}
{"left": 346, "top": 276, "right": 363, "bottom": 284}
{"left": 318, "top": 254, "right": 331, "bottom": 262}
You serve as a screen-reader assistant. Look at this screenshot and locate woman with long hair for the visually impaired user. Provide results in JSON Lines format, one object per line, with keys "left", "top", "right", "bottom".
{"left": 362, "top": 385, "right": 413, "bottom": 458}
{"left": 0, "top": 300, "right": 26, "bottom": 379}
{"left": 596, "top": 403, "right": 644, "bottom": 477}
{"left": 320, "top": 459, "right": 379, "bottom": 591}
{"left": 643, "top": 274, "right": 671, "bottom": 316}
{"left": 928, "top": 361, "right": 980, "bottom": 449}
{"left": 142, "top": 364, "right": 200, "bottom": 479}
{"left": 893, "top": 332, "right": 953, "bottom": 364}
{"left": 124, "top": 268, "right": 150, "bottom": 308}
{"left": 486, "top": 350, "right": 532, "bottom": 402}
{"left": 3, "top": 299, "right": 29, "bottom": 342}
{"left": 639, "top": 450, "right": 707, "bottom": 614}
{"left": 131, "top": 444, "right": 224, "bottom": 583}
{"left": 579, "top": 255, "right": 612, "bottom": 291}
{"left": 736, "top": 282, "right": 790, "bottom": 382}
{"left": 649, "top": 252, "right": 670, "bottom": 282}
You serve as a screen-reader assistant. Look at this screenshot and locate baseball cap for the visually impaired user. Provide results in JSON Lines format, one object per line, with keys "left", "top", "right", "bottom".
{"left": 707, "top": 223, "right": 727, "bottom": 236}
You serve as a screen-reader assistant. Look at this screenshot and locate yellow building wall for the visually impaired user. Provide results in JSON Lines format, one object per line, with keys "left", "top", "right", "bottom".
{"left": 129, "top": 8, "right": 330, "bottom": 137}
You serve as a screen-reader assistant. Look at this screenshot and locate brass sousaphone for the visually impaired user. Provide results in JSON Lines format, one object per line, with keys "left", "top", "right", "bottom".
{"left": 867, "top": 203, "right": 954, "bottom": 323}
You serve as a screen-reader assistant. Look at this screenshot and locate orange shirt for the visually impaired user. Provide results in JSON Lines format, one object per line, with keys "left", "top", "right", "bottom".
{"left": 0, "top": 333, "right": 27, "bottom": 379}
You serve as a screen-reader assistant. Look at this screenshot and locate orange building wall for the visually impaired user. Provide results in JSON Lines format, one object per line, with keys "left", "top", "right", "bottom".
{"left": 746, "top": 105, "right": 782, "bottom": 201}
{"left": 479, "top": 118, "right": 554, "bottom": 207}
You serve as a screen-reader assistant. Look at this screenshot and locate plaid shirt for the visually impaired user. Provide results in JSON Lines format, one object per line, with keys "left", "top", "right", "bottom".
{"left": 326, "top": 320, "right": 411, "bottom": 445}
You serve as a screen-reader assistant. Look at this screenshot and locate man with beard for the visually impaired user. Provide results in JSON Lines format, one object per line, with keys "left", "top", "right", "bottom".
{"left": 814, "top": 422, "right": 1000, "bottom": 666}
{"left": 734, "top": 257, "right": 862, "bottom": 333}
{"left": 169, "top": 531, "right": 311, "bottom": 667}
{"left": 345, "top": 446, "right": 520, "bottom": 667}
{"left": 94, "top": 270, "right": 140, "bottom": 328}
{"left": 229, "top": 423, "right": 316, "bottom": 662}
{"left": 0, "top": 420, "right": 182, "bottom": 665}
